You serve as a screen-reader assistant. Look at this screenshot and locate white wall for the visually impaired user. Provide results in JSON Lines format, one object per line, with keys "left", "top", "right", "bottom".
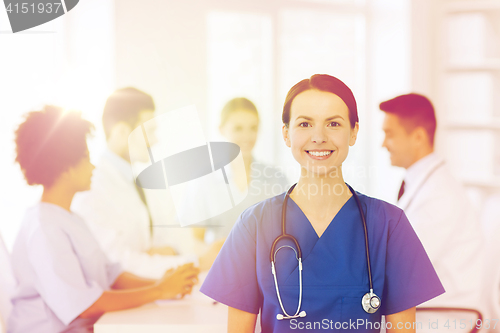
{"left": 0, "top": 0, "right": 413, "bottom": 247}
{"left": 114, "top": 0, "right": 412, "bottom": 203}
{"left": 365, "top": 0, "right": 411, "bottom": 201}
{"left": 0, "top": 0, "right": 115, "bottom": 249}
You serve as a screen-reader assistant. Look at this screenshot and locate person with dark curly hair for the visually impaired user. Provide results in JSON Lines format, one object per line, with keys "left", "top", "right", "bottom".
{"left": 8, "top": 106, "right": 198, "bottom": 333}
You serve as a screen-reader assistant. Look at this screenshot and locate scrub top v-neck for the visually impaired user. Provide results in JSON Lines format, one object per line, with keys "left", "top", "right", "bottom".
{"left": 288, "top": 194, "right": 354, "bottom": 240}
{"left": 201, "top": 191, "right": 444, "bottom": 332}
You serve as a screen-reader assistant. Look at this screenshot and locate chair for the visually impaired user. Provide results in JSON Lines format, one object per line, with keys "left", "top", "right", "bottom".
{"left": 416, "top": 307, "right": 483, "bottom": 333}
{"left": 0, "top": 235, "right": 15, "bottom": 333}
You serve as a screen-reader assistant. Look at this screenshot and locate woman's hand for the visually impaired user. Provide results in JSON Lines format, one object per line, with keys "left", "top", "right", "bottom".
{"left": 155, "top": 263, "right": 200, "bottom": 299}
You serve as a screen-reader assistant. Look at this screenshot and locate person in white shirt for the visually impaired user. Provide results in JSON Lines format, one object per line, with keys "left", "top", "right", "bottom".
{"left": 379, "top": 93, "right": 483, "bottom": 310}
{"left": 0, "top": 234, "right": 14, "bottom": 333}
{"left": 72, "top": 88, "right": 221, "bottom": 279}
{"left": 9, "top": 106, "right": 198, "bottom": 333}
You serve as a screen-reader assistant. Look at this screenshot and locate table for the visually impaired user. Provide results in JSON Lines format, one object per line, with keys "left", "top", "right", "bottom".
{"left": 94, "top": 289, "right": 228, "bottom": 333}
{"left": 94, "top": 300, "right": 227, "bottom": 333}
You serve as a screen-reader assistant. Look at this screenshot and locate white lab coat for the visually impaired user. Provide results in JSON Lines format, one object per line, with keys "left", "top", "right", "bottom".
{"left": 480, "top": 195, "right": 500, "bottom": 330}
{"left": 8, "top": 203, "right": 122, "bottom": 333}
{"left": 72, "top": 150, "right": 194, "bottom": 279}
{"left": 397, "top": 153, "right": 484, "bottom": 310}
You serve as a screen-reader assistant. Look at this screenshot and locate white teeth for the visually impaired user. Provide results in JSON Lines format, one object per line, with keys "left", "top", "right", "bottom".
{"left": 308, "top": 150, "right": 332, "bottom": 157}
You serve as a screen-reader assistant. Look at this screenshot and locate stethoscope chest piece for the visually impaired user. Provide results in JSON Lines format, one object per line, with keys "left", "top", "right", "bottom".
{"left": 361, "top": 290, "right": 381, "bottom": 314}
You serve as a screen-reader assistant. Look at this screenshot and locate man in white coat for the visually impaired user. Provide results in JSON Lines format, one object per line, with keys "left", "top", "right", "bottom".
{"left": 72, "top": 88, "right": 221, "bottom": 279}
{"left": 380, "top": 93, "right": 483, "bottom": 310}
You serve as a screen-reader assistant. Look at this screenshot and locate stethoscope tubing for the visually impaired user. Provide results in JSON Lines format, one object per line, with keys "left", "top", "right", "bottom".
{"left": 271, "top": 182, "right": 379, "bottom": 318}
{"left": 270, "top": 184, "right": 300, "bottom": 262}
{"left": 271, "top": 246, "right": 303, "bottom": 319}
{"left": 348, "top": 183, "right": 374, "bottom": 292}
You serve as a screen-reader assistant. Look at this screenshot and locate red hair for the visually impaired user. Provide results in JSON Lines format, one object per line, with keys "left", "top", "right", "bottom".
{"left": 282, "top": 74, "right": 358, "bottom": 128}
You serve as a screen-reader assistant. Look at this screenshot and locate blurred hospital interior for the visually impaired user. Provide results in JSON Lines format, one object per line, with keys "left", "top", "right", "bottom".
{"left": 1, "top": 0, "right": 500, "bottom": 331}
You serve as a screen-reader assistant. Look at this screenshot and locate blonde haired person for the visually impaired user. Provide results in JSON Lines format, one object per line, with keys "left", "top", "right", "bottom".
{"left": 194, "top": 97, "right": 289, "bottom": 243}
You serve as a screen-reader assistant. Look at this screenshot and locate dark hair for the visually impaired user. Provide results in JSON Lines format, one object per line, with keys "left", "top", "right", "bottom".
{"left": 102, "top": 87, "right": 155, "bottom": 139}
{"left": 379, "top": 93, "right": 437, "bottom": 145}
{"left": 220, "top": 97, "right": 259, "bottom": 126}
{"left": 15, "top": 105, "right": 94, "bottom": 188}
{"left": 282, "top": 74, "right": 358, "bottom": 128}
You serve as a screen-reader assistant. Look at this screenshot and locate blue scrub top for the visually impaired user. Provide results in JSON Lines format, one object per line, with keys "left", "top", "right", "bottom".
{"left": 200, "top": 191, "right": 444, "bottom": 332}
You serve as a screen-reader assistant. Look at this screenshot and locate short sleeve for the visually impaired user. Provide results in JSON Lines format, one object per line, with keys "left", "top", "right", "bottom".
{"left": 381, "top": 210, "right": 445, "bottom": 315}
{"left": 28, "top": 227, "right": 104, "bottom": 325}
{"left": 200, "top": 211, "right": 262, "bottom": 314}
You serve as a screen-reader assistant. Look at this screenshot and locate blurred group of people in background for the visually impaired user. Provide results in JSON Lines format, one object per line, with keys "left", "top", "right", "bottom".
{"left": 0, "top": 83, "right": 494, "bottom": 332}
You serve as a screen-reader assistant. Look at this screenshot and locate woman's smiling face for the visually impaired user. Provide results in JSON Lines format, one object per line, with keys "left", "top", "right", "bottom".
{"left": 220, "top": 109, "right": 259, "bottom": 159}
{"left": 282, "top": 89, "right": 358, "bottom": 177}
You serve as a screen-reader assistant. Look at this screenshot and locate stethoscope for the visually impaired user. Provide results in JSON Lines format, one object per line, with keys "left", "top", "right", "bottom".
{"left": 270, "top": 183, "right": 381, "bottom": 321}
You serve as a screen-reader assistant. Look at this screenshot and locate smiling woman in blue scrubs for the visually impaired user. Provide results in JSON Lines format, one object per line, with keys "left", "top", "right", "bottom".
{"left": 200, "top": 75, "right": 445, "bottom": 332}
